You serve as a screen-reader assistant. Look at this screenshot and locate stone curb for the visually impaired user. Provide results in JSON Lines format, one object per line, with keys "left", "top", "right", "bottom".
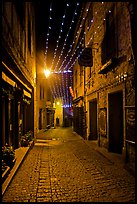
{"left": 2, "top": 141, "right": 34, "bottom": 196}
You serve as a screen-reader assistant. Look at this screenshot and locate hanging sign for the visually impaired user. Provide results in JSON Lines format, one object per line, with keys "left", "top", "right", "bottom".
{"left": 78, "top": 47, "right": 93, "bottom": 67}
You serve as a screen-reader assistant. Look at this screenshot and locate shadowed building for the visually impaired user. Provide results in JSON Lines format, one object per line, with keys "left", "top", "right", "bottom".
{"left": 72, "top": 2, "right": 135, "bottom": 174}
{"left": 2, "top": 2, "right": 36, "bottom": 148}
{"left": 35, "top": 33, "right": 55, "bottom": 132}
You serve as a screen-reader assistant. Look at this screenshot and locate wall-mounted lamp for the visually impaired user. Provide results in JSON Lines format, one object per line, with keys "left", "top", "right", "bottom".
{"left": 115, "top": 72, "right": 128, "bottom": 82}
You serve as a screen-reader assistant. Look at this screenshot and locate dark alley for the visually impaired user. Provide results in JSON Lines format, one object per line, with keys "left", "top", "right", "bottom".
{"left": 2, "top": 2, "right": 135, "bottom": 202}
{"left": 2, "top": 127, "right": 135, "bottom": 202}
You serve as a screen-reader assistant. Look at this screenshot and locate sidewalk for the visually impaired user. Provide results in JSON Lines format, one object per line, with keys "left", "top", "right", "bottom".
{"left": 2, "top": 141, "right": 34, "bottom": 196}
{"left": 74, "top": 132, "right": 135, "bottom": 177}
{"left": 2, "top": 128, "right": 50, "bottom": 196}
{"left": 84, "top": 140, "right": 124, "bottom": 165}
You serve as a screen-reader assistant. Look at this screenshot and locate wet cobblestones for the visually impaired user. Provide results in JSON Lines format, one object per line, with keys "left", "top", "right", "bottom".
{"left": 2, "top": 127, "right": 135, "bottom": 202}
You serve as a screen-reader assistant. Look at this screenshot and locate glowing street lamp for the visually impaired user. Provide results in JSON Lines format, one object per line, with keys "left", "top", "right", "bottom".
{"left": 57, "top": 101, "right": 60, "bottom": 105}
{"left": 44, "top": 69, "right": 72, "bottom": 78}
{"left": 44, "top": 69, "right": 51, "bottom": 78}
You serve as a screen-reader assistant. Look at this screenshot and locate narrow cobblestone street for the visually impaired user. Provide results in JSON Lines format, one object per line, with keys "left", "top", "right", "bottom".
{"left": 2, "top": 127, "right": 135, "bottom": 202}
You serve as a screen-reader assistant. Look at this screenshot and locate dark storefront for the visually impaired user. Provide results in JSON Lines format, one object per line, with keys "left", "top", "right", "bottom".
{"left": 2, "top": 63, "right": 34, "bottom": 149}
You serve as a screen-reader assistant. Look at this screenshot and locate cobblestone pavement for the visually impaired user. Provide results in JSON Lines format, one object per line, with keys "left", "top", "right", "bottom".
{"left": 2, "top": 127, "right": 135, "bottom": 202}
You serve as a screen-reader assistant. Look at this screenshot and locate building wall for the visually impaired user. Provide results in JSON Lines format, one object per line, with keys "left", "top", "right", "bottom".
{"left": 36, "top": 49, "right": 47, "bottom": 131}
{"left": 72, "top": 2, "right": 135, "bottom": 173}
{"left": 2, "top": 2, "right": 36, "bottom": 148}
{"left": 36, "top": 35, "right": 55, "bottom": 132}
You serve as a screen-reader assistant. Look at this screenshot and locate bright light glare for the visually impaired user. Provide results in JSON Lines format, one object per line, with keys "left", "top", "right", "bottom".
{"left": 44, "top": 69, "right": 51, "bottom": 78}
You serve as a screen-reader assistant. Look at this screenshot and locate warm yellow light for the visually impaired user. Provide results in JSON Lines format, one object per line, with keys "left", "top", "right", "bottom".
{"left": 44, "top": 69, "right": 51, "bottom": 78}
{"left": 57, "top": 101, "right": 60, "bottom": 105}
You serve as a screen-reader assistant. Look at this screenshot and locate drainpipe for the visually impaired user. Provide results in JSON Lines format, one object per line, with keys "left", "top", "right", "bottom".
{"left": 97, "top": 92, "right": 100, "bottom": 147}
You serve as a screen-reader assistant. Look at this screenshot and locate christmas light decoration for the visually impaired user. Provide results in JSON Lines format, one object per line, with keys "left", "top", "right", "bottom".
{"left": 44, "top": 3, "right": 53, "bottom": 66}
{"left": 43, "top": 2, "right": 110, "bottom": 105}
{"left": 50, "top": 2, "right": 70, "bottom": 70}
{"left": 53, "top": 2, "right": 80, "bottom": 73}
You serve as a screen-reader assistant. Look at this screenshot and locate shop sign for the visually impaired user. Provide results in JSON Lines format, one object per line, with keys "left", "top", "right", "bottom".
{"left": 78, "top": 47, "right": 93, "bottom": 67}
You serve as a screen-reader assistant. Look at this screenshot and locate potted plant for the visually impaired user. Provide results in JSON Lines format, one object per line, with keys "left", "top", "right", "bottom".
{"left": 2, "top": 144, "right": 15, "bottom": 167}
{"left": 20, "top": 135, "right": 29, "bottom": 147}
{"left": 20, "top": 131, "right": 34, "bottom": 147}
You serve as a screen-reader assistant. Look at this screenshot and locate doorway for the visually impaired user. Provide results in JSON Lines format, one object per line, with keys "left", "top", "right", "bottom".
{"left": 108, "top": 91, "right": 123, "bottom": 154}
{"left": 89, "top": 99, "right": 97, "bottom": 140}
{"left": 39, "top": 108, "right": 42, "bottom": 130}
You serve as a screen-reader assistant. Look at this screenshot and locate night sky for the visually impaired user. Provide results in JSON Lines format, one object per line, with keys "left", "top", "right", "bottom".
{"left": 34, "top": 1, "right": 83, "bottom": 71}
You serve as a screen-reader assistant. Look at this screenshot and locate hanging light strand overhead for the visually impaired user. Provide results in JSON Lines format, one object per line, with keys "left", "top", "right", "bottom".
{"left": 53, "top": 2, "right": 80, "bottom": 73}
{"left": 49, "top": 2, "right": 108, "bottom": 105}
{"left": 50, "top": 2, "right": 70, "bottom": 70}
{"left": 57, "top": 5, "right": 85, "bottom": 72}
{"left": 44, "top": 2, "right": 53, "bottom": 66}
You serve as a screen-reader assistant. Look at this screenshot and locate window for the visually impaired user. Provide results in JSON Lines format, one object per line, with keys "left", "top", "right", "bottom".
{"left": 14, "top": 1, "right": 25, "bottom": 28}
{"left": 40, "top": 84, "right": 42, "bottom": 100}
{"left": 101, "top": 5, "right": 117, "bottom": 65}
{"left": 28, "top": 18, "right": 31, "bottom": 53}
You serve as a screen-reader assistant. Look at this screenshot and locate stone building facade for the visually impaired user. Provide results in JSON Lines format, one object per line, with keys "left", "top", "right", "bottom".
{"left": 1, "top": 2, "right": 36, "bottom": 149}
{"left": 36, "top": 33, "right": 55, "bottom": 132}
{"left": 72, "top": 2, "right": 135, "bottom": 174}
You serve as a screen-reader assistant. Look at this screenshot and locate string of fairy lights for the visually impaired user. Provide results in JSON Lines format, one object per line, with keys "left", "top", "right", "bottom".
{"left": 53, "top": 2, "right": 82, "bottom": 107}
{"left": 44, "top": 2, "right": 53, "bottom": 67}
{"left": 44, "top": 1, "right": 81, "bottom": 107}
{"left": 57, "top": 5, "right": 85, "bottom": 73}
{"left": 53, "top": 2, "right": 80, "bottom": 73}
{"left": 50, "top": 3, "right": 69, "bottom": 70}
{"left": 55, "top": 2, "right": 89, "bottom": 106}
{"left": 44, "top": 2, "right": 112, "bottom": 107}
